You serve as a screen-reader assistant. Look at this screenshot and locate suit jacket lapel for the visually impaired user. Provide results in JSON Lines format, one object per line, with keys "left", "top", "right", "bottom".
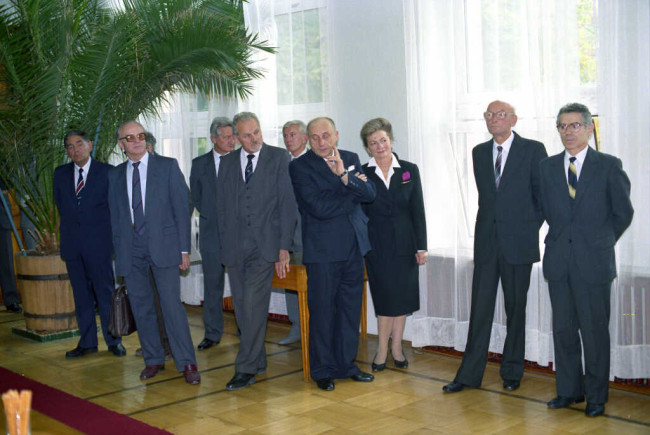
{"left": 498, "top": 133, "right": 524, "bottom": 190}
{"left": 574, "top": 147, "right": 597, "bottom": 208}
{"left": 549, "top": 153, "right": 572, "bottom": 211}
{"left": 306, "top": 150, "right": 337, "bottom": 185}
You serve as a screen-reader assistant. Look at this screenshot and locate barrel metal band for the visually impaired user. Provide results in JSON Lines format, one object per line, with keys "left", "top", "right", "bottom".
{"left": 23, "top": 311, "right": 76, "bottom": 319}
{"left": 17, "top": 273, "right": 69, "bottom": 281}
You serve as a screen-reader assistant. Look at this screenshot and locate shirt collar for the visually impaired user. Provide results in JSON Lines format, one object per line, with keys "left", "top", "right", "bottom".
{"left": 75, "top": 156, "right": 92, "bottom": 173}
{"left": 367, "top": 153, "right": 401, "bottom": 168}
{"left": 128, "top": 149, "right": 150, "bottom": 167}
{"left": 493, "top": 131, "right": 515, "bottom": 153}
{"left": 564, "top": 145, "right": 589, "bottom": 165}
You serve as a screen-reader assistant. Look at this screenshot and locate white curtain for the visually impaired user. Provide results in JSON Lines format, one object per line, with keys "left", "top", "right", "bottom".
{"left": 404, "top": 0, "right": 649, "bottom": 379}
{"left": 598, "top": 0, "right": 650, "bottom": 379}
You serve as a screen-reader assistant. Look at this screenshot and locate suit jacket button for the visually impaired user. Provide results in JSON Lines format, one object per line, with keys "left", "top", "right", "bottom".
{"left": 569, "top": 239, "right": 572, "bottom": 243}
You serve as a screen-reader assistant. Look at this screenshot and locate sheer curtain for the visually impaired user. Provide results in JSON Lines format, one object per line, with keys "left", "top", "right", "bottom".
{"left": 404, "top": 0, "right": 649, "bottom": 378}
{"left": 598, "top": 0, "right": 649, "bottom": 379}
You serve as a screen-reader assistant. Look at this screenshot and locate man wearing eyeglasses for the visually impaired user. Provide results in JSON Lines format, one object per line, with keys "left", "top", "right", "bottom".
{"left": 443, "top": 100, "right": 547, "bottom": 394}
{"left": 108, "top": 121, "right": 200, "bottom": 385}
{"left": 540, "top": 103, "right": 633, "bottom": 417}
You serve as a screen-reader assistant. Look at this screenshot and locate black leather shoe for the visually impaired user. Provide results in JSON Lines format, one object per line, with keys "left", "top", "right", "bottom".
{"left": 5, "top": 303, "right": 22, "bottom": 313}
{"left": 108, "top": 343, "right": 126, "bottom": 357}
{"left": 197, "top": 338, "right": 219, "bottom": 350}
{"left": 585, "top": 402, "right": 605, "bottom": 417}
{"left": 350, "top": 372, "right": 374, "bottom": 382}
{"left": 394, "top": 358, "right": 408, "bottom": 369}
{"left": 442, "top": 381, "right": 465, "bottom": 393}
{"left": 371, "top": 354, "right": 386, "bottom": 372}
{"left": 547, "top": 395, "right": 585, "bottom": 409}
{"left": 316, "top": 378, "right": 335, "bottom": 391}
{"left": 503, "top": 380, "right": 520, "bottom": 391}
{"left": 226, "top": 373, "right": 255, "bottom": 391}
{"left": 392, "top": 351, "right": 408, "bottom": 368}
{"left": 65, "top": 346, "right": 98, "bottom": 359}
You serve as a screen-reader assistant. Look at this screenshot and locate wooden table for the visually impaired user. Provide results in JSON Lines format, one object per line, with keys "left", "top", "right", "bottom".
{"left": 271, "top": 264, "right": 367, "bottom": 382}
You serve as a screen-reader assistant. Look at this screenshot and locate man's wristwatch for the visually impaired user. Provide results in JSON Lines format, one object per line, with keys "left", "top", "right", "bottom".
{"left": 338, "top": 169, "right": 348, "bottom": 178}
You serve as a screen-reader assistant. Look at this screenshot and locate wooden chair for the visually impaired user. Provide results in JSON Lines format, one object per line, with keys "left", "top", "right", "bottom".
{"left": 271, "top": 264, "right": 367, "bottom": 382}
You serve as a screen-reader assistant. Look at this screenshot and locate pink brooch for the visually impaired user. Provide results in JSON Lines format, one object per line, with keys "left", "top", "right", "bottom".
{"left": 402, "top": 171, "right": 411, "bottom": 181}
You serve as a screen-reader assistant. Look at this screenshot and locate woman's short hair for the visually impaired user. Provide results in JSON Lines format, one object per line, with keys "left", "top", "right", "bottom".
{"left": 360, "top": 118, "right": 394, "bottom": 148}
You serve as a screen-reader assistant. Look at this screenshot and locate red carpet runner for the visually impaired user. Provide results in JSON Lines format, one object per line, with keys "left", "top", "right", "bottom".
{"left": 0, "top": 366, "right": 170, "bottom": 434}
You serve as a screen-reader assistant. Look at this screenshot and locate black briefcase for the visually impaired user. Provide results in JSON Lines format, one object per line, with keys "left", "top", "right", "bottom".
{"left": 108, "top": 285, "right": 137, "bottom": 336}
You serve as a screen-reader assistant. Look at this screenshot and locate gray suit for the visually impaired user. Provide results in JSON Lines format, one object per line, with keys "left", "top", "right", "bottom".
{"left": 108, "top": 153, "right": 196, "bottom": 369}
{"left": 217, "top": 144, "right": 297, "bottom": 374}
{"left": 540, "top": 147, "right": 633, "bottom": 404}
{"left": 190, "top": 151, "right": 226, "bottom": 343}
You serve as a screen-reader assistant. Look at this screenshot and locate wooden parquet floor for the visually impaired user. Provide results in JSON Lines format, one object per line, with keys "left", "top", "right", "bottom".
{"left": 1, "top": 306, "right": 649, "bottom": 434}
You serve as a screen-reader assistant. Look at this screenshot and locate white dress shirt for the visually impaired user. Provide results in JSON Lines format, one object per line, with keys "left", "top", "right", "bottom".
{"left": 74, "top": 157, "right": 92, "bottom": 190}
{"left": 239, "top": 148, "right": 261, "bottom": 181}
{"left": 493, "top": 131, "right": 515, "bottom": 170}
{"left": 367, "top": 153, "right": 401, "bottom": 189}
{"left": 126, "top": 151, "right": 149, "bottom": 222}
{"left": 213, "top": 149, "right": 228, "bottom": 177}
{"left": 564, "top": 146, "right": 589, "bottom": 182}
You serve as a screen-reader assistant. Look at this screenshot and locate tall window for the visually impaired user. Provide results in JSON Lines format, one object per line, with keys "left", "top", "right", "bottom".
{"left": 275, "top": 0, "right": 328, "bottom": 125}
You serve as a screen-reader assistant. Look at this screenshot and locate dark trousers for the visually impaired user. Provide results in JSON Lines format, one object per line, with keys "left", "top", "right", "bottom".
{"left": 125, "top": 233, "right": 196, "bottom": 370}
{"left": 228, "top": 236, "right": 274, "bottom": 374}
{"left": 200, "top": 250, "right": 225, "bottom": 343}
{"left": 455, "top": 244, "right": 532, "bottom": 387}
{"left": 306, "top": 245, "right": 364, "bottom": 380}
{"left": 548, "top": 260, "right": 612, "bottom": 404}
{"left": 66, "top": 254, "right": 120, "bottom": 348}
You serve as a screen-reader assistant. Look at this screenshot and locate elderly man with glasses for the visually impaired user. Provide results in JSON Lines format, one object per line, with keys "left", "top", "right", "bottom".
{"left": 540, "top": 103, "right": 633, "bottom": 417}
{"left": 108, "top": 121, "right": 200, "bottom": 384}
{"left": 443, "top": 100, "right": 547, "bottom": 394}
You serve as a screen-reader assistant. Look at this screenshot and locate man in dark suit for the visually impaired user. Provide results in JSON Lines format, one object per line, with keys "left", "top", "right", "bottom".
{"left": 216, "top": 112, "right": 297, "bottom": 391}
{"left": 53, "top": 130, "right": 125, "bottom": 358}
{"left": 443, "top": 101, "right": 547, "bottom": 394}
{"left": 278, "top": 120, "right": 309, "bottom": 346}
{"left": 541, "top": 103, "right": 633, "bottom": 417}
{"left": 0, "top": 176, "right": 22, "bottom": 313}
{"left": 190, "top": 116, "right": 235, "bottom": 351}
{"left": 108, "top": 121, "right": 199, "bottom": 384}
{"left": 290, "top": 117, "right": 376, "bottom": 391}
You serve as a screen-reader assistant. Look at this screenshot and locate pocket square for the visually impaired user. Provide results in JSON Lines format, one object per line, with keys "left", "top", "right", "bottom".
{"left": 347, "top": 165, "right": 355, "bottom": 171}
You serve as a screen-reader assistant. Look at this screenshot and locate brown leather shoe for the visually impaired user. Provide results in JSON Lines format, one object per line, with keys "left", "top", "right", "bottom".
{"left": 140, "top": 365, "right": 164, "bottom": 380}
{"left": 183, "top": 364, "right": 201, "bottom": 385}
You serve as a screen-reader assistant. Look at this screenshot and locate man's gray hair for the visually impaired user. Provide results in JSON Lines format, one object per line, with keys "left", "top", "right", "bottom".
{"left": 233, "top": 112, "right": 260, "bottom": 130}
{"left": 209, "top": 117, "right": 235, "bottom": 138}
{"left": 556, "top": 103, "right": 593, "bottom": 127}
{"left": 115, "top": 120, "right": 144, "bottom": 141}
{"left": 282, "top": 120, "right": 306, "bottom": 135}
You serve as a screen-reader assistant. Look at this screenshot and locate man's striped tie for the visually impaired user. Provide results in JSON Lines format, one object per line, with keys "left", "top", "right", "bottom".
{"left": 494, "top": 146, "right": 503, "bottom": 188}
{"left": 568, "top": 157, "right": 578, "bottom": 199}
{"left": 75, "top": 168, "right": 84, "bottom": 203}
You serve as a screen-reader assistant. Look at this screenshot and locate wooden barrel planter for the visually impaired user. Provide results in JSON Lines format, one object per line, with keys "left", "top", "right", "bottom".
{"left": 14, "top": 254, "right": 77, "bottom": 332}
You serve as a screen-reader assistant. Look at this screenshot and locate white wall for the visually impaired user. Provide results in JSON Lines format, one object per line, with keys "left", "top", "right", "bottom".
{"left": 328, "top": 0, "right": 409, "bottom": 159}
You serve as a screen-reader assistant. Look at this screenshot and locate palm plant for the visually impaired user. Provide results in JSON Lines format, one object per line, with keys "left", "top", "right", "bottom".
{"left": 0, "top": 0, "right": 272, "bottom": 253}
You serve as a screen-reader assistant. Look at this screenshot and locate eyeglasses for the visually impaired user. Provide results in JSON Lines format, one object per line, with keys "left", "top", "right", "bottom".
{"left": 556, "top": 122, "right": 585, "bottom": 133}
{"left": 484, "top": 111, "right": 514, "bottom": 120}
{"left": 119, "top": 133, "right": 146, "bottom": 142}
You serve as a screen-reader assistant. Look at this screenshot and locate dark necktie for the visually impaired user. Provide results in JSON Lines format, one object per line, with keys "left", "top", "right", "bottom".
{"left": 132, "top": 162, "right": 145, "bottom": 235}
{"left": 245, "top": 154, "right": 254, "bottom": 184}
{"left": 75, "top": 168, "right": 84, "bottom": 203}
{"left": 494, "top": 145, "right": 503, "bottom": 188}
{"left": 568, "top": 156, "right": 578, "bottom": 199}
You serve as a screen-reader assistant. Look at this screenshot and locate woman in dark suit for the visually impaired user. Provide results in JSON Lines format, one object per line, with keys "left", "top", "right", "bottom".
{"left": 361, "top": 118, "right": 427, "bottom": 371}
